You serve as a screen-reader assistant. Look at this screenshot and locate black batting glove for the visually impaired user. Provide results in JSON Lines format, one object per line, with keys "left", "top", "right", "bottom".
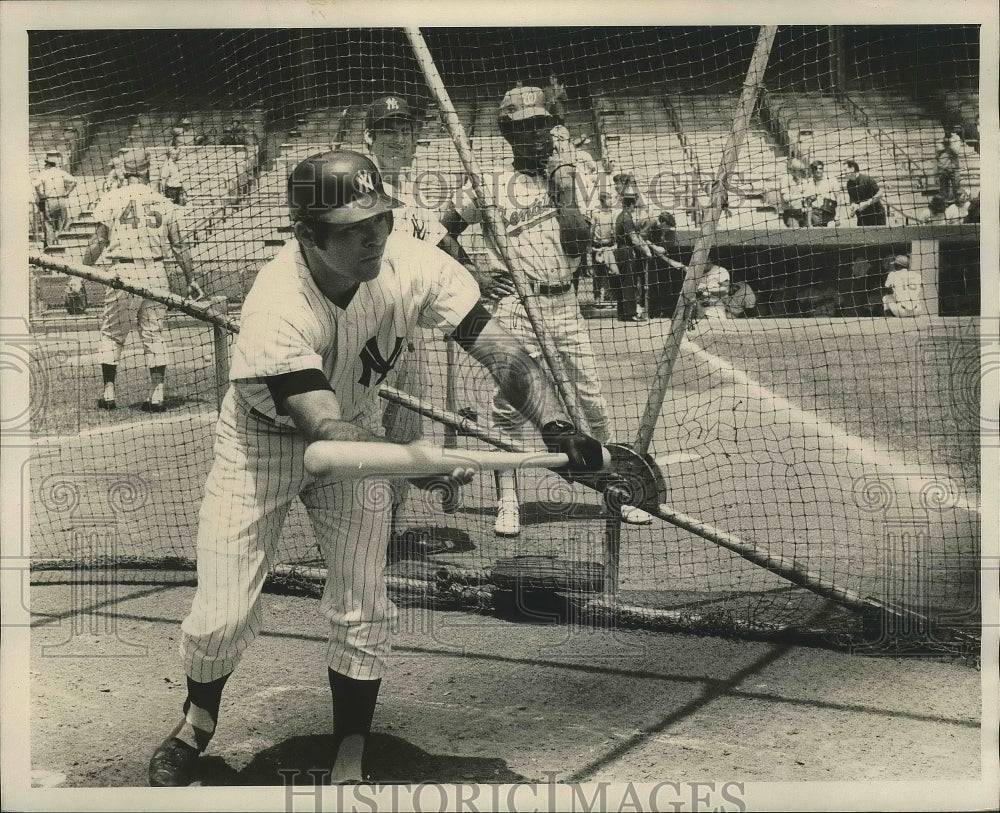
{"left": 541, "top": 420, "right": 605, "bottom": 477}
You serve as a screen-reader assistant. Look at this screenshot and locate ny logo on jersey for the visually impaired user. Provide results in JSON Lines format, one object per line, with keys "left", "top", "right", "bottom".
{"left": 358, "top": 336, "right": 405, "bottom": 387}
{"left": 355, "top": 170, "right": 375, "bottom": 194}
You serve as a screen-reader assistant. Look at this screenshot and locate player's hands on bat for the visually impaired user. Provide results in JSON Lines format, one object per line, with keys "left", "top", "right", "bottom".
{"left": 186, "top": 280, "right": 204, "bottom": 301}
{"left": 540, "top": 420, "right": 605, "bottom": 482}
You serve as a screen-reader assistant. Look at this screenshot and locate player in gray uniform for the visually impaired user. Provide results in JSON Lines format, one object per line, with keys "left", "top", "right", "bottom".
{"left": 148, "top": 150, "right": 606, "bottom": 786}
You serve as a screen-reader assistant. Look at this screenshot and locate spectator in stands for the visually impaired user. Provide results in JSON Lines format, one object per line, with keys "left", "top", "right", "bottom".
{"left": 171, "top": 117, "right": 205, "bottom": 148}
{"left": 159, "top": 147, "right": 186, "bottom": 206}
{"left": 543, "top": 74, "right": 569, "bottom": 122}
{"left": 573, "top": 136, "right": 599, "bottom": 177}
{"left": 964, "top": 194, "right": 980, "bottom": 224}
{"left": 613, "top": 188, "right": 650, "bottom": 322}
{"left": 945, "top": 189, "right": 972, "bottom": 222}
{"left": 935, "top": 135, "right": 962, "bottom": 202}
{"left": 841, "top": 159, "right": 886, "bottom": 226}
{"left": 882, "top": 254, "right": 925, "bottom": 317}
{"left": 589, "top": 192, "right": 619, "bottom": 307}
{"left": 777, "top": 157, "right": 810, "bottom": 228}
{"left": 802, "top": 160, "right": 839, "bottom": 227}
{"left": 218, "top": 117, "right": 249, "bottom": 146}
{"left": 917, "top": 194, "right": 949, "bottom": 224}
{"left": 103, "top": 154, "right": 126, "bottom": 193}
{"left": 33, "top": 150, "right": 76, "bottom": 248}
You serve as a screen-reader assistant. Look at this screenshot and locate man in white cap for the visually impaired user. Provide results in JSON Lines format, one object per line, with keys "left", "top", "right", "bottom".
{"left": 82, "top": 148, "right": 202, "bottom": 411}
{"left": 33, "top": 151, "right": 76, "bottom": 248}
{"left": 882, "top": 254, "right": 925, "bottom": 317}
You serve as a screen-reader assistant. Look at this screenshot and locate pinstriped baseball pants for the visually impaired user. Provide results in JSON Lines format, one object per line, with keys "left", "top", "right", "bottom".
{"left": 181, "top": 389, "right": 397, "bottom": 683}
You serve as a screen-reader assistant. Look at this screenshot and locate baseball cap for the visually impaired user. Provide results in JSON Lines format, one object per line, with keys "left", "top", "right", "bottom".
{"left": 121, "top": 149, "right": 150, "bottom": 174}
{"left": 287, "top": 149, "right": 401, "bottom": 225}
{"left": 498, "top": 86, "right": 551, "bottom": 122}
{"left": 892, "top": 255, "right": 910, "bottom": 269}
{"left": 44, "top": 150, "right": 61, "bottom": 164}
{"left": 365, "top": 96, "right": 416, "bottom": 131}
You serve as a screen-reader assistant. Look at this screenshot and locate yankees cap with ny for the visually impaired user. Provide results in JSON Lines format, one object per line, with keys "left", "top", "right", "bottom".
{"left": 287, "top": 149, "right": 402, "bottom": 225}
{"left": 365, "top": 96, "right": 416, "bottom": 131}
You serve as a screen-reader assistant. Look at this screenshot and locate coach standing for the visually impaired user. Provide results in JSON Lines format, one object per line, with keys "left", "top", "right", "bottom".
{"left": 147, "top": 150, "right": 606, "bottom": 786}
{"left": 82, "top": 148, "right": 201, "bottom": 411}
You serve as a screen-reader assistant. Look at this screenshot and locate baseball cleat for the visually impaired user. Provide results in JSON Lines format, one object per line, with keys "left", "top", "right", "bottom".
{"left": 494, "top": 501, "right": 520, "bottom": 537}
{"left": 142, "top": 401, "right": 167, "bottom": 413}
{"left": 96, "top": 398, "right": 117, "bottom": 410}
{"left": 620, "top": 505, "right": 654, "bottom": 525}
{"left": 148, "top": 736, "right": 200, "bottom": 787}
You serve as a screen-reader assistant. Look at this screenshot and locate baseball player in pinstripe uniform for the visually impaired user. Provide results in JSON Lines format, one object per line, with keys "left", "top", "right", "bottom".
{"left": 148, "top": 149, "right": 606, "bottom": 786}
{"left": 442, "top": 85, "right": 649, "bottom": 535}
{"left": 81, "top": 148, "right": 201, "bottom": 411}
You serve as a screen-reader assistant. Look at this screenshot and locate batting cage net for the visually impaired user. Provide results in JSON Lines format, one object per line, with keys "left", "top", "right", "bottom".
{"left": 27, "top": 26, "right": 983, "bottom": 651}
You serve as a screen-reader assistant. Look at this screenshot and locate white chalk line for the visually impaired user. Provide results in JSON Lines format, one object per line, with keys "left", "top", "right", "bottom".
{"left": 32, "top": 409, "right": 216, "bottom": 445}
{"left": 680, "top": 336, "right": 981, "bottom": 515}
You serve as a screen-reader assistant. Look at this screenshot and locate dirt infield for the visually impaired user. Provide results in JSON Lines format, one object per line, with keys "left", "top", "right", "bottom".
{"left": 26, "top": 582, "right": 984, "bottom": 795}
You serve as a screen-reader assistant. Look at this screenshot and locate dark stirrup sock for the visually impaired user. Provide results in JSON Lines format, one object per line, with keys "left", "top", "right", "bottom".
{"left": 176, "top": 674, "right": 231, "bottom": 751}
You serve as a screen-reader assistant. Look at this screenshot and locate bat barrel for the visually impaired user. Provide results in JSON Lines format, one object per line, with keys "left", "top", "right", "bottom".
{"left": 303, "top": 441, "right": 576, "bottom": 479}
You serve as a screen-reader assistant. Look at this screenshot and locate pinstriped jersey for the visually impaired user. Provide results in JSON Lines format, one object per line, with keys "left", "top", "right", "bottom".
{"left": 384, "top": 176, "right": 448, "bottom": 245}
{"left": 230, "top": 230, "right": 480, "bottom": 432}
{"left": 91, "top": 182, "right": 178, "bottom": 269}
{"left": 453, "top": 168, "right": 576, "bottom": 287}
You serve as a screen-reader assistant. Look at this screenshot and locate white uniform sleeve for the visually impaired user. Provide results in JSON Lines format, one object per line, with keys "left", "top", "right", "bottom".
{"left": 414, "top": 243, "right": 482, "bottom": 333}
{"left": 230, "top": 307, "right": 325, "bottom": 381}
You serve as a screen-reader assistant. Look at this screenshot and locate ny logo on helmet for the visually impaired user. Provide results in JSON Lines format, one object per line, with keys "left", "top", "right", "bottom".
{"left": 355, "top": 169, "right": 375, "bottom": 193}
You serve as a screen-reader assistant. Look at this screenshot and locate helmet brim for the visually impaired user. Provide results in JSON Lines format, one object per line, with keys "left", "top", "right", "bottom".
{"left": 304, "top": 192, "right": 402, "bottom": 225}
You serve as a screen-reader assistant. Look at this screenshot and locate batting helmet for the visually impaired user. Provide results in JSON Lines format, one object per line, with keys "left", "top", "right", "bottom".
{"left": 287, "top": 150, "right": 401, "bottom": 225}
{"left": 121, "top": 149, "right": 150, "bottom": 175}
{"left": 365, "top": 95, "right": 416, "bottom": 131}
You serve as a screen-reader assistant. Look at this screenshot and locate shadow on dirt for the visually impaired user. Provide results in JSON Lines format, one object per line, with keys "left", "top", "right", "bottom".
{"left": 197, "top": 732, "right": 527, "bottom": 785}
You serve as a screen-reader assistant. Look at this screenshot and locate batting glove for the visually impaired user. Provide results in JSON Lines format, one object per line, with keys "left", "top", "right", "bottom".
{"left": 541, "top": 420, "right": 605, "bottom": 477}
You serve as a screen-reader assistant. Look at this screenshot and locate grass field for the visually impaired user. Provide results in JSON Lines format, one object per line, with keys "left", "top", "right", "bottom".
{"left": 28, "top": 311, "right": 983, "bottom": 642}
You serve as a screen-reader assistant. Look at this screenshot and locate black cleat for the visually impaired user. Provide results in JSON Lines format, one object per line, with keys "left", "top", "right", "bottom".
{"left": 97, "top": 398, "right": 117, "bottom": 410}
{"left": 142, "top": 401, "right": 167, "bottom": 413}
{"left": 148, "top": 736, "right": 200, "bottom": 787}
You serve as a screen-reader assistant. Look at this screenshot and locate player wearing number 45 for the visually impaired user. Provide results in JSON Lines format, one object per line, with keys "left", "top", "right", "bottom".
{"left": 81, "top": 148, "right": 202, "bottom": 412}
{"left": 147, "top": 149, "right": 606, "bottom": 787}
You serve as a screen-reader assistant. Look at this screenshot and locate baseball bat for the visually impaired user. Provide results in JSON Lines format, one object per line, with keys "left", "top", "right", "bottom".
{"left": 303, "top": 441, "right": 611, "bottom": 479}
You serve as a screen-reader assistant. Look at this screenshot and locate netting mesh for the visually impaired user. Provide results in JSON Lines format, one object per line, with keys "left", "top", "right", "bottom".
{"left": 27, "top": 26, "right": 983, "bottom": 650}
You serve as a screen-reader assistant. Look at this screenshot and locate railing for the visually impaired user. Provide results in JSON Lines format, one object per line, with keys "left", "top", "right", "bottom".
{"left": 661, "top": 93, "right": 705, "bottom": 226}
{"left": 836, "top": 90, "right": 928, "bottom": 190}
